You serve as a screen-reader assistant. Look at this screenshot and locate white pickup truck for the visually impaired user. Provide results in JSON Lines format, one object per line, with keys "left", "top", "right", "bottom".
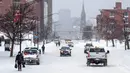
{"left": 86, "top": 47, "right": 109, "bottom": 66}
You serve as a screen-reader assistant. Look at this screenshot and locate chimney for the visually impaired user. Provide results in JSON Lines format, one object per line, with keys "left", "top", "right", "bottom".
{"left": 115, "top": 2, "right": 122, "bottom": 9}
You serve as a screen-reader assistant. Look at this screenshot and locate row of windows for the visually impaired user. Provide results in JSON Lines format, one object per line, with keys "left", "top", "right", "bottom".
{"left": 0, "top": 0, "right": 20, "bottom": 2}
{"left": 109, "top": 12, "right": 129, "bottom": 18}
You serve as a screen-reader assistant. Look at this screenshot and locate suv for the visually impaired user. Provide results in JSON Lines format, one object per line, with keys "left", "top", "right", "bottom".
{"left": 86, "top": 47, "right": 109, "bottom": 66}
{"left": 60, "top": 46, "right": 72, "bottom": 56}
{"left": 84, "top": 43, "right": 93, "bottom": 53}
{"left": 23, "top": 49, "right": 40, "bottom": 65}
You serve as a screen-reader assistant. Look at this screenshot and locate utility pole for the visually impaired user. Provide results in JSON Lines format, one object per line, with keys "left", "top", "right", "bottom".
{"left": 40, "top": 0, "right": 45, "bottom": 44}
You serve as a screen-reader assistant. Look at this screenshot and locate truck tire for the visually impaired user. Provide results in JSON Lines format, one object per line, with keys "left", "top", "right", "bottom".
{"left": 87, "top": 60, "right": 90, "bottom": 66}
{"left": 36, "top": 61, "right": 40, "bottom": 65}
{"left": 103, "top": 60, "right": 107, "bottom": 66}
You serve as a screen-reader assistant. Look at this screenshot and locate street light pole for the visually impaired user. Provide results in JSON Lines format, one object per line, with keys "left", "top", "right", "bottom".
{"left": 14, "top": 10, "right": 22, "bottom": 52}
{"left": 39, "top": 0, "right": 45, "bottom": 44}
{"left": 123, "top": 17, "right": 130, "bottom": 50}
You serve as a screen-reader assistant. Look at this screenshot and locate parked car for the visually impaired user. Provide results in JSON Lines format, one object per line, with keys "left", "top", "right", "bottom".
{"left": 60, "top": 46, "right": 72, "bottom": 56}
{"left": 67, "top": 42, "right": 74, "bottom": 47}
{"left": 23, "top": 49, "right": 40, "bottom": 65}
{"left": 84, "top": 42, "right": 93, "bottom": 53}
{"left": 86, "top": 47, "right": 109, "bottom": 66}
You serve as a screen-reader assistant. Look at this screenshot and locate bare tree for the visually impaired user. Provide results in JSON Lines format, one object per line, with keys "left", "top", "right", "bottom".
{"left": 98, "top": 15, "right": 123, "bottom": 47}
{"left": 0, "top": 2, "right": 37, "bottom": 57}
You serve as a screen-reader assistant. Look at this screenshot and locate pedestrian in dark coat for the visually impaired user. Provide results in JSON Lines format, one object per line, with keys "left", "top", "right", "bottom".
{"left": 42, "top": 44, "right": 45, "bottom": 54}
{"left": 15, "top": 52, "right": 25, "bottom": 71}
{"left": 58, "top": 41, "right": 60, "bottom": 46}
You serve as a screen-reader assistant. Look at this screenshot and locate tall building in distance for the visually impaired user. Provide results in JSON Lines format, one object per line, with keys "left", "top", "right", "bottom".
{"left": 80, "top": 2, "right": 86, "bottom": 32}
{"left": 80, "top": 1, "right": 93, "bottom": 40}
{"left": 46, "top": 0, "right": 52, "bottom": 33}
{"left": 80, "top": 1, "right": 87, "bottom": 39}
{"left": 58, "top": 9, "right": 73, "bottom": 39}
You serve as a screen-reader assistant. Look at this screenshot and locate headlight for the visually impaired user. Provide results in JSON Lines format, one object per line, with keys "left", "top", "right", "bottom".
{"left": 60, "top": 51, "right": 63, "bottom": 53}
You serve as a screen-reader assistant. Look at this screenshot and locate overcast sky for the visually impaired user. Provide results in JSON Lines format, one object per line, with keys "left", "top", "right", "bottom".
{"left": 53, "top": 0, "right": 130, "bottom": 19}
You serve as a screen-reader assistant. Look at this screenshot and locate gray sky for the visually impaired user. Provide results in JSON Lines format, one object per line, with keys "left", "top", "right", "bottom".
{"left": 53, "top": 0, "right": 130, "bottom": 19}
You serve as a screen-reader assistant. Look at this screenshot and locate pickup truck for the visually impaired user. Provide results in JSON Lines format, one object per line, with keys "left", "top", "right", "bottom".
{"left": 86, "top": 47, "right": 109, "bottom": 66}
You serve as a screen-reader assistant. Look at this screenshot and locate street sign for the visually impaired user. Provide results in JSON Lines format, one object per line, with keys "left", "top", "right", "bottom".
{"left": 34, "top": 36, "right": 38, "bottom": 38}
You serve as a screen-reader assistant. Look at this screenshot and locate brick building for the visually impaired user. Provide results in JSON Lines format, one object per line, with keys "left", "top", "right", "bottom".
{"left": 0, "top": 0, "right": 29, "bottom": 14}
{"left": 97, "top": 2, "right": 130, "bottom": 40}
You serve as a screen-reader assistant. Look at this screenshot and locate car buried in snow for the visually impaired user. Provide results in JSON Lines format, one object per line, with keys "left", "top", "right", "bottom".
{"left": 60, "top": 46, "right": 72, "bottom": 56}
{"left": 86, "top": 47, "right": 109, "bottom": 66}
{"left": 23, "top": 49, "right": 40, "bottom": 65}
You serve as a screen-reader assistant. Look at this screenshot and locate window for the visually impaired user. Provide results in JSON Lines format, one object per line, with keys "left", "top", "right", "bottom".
{"left": 124, "top": 12, "right": 129, "bottom": 18}
{"left": 109, "top": 12, "right": 115, "bottom": 18}
{"left": 13, "top": 0, "right": 20, "bottom": 5}
{"left": 90, "top": 48, "right": 105, "bottom": 52}
{"left": 124, "top": 18, "right": 129, "bottom": 24}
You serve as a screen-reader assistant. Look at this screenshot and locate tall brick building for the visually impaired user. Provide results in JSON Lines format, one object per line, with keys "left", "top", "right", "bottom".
{"left": 97, "top": 2, "right": 130, "bottom": 40}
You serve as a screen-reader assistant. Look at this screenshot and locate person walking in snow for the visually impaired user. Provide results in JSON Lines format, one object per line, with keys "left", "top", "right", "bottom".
{"left": 15, "top": 52, "right": 25, "bottom": 71}
{"left": 42, "top": 44, "right": 45, "bottom": 54}
{"left": 58, "top": 41, "right": 60, "bottom": 46}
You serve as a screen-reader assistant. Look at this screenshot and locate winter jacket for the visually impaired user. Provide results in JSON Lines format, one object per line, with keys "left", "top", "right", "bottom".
{"left": 15, "top": 53, "right": 24, "bottom": 64}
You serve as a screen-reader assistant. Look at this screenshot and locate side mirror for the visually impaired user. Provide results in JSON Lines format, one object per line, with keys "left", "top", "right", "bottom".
{"left": 106, "top": 50, "right": 110, "bottom": 54}
{"left": 84, "top": 50, "right": 88, "bottom": 54}
{"left": 86, "top": 51, "right": 88, "bottom": 54}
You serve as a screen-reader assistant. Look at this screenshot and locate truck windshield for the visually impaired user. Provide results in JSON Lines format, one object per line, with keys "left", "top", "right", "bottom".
{"left": 61, "top": 47, "right": 70, "bottom": 50}
{"left": 90, "top": 48, "right": 105, "bottom": 52}
{"left": 85, "top": 44, "right": 93, "bottom": 46}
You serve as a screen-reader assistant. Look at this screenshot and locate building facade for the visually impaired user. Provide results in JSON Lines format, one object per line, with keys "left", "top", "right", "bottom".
{"left": 0, "top": 0, "right": 27, "bottom": 14}
{"left": 97, "top": 2, "right": 130, "bottom": 40}
{"left": 58, "top": 9, "right": 73, "bottom": 39}
{"left": 80, "top": 2, "right": 93, "bottom": 40}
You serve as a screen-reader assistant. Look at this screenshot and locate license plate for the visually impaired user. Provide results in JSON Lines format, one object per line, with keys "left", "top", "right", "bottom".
{"left": 95, "top": 58, "right": 100, "bottom": 60}
{"left": 65, "top": 53, "right": 67, "bottom": 54}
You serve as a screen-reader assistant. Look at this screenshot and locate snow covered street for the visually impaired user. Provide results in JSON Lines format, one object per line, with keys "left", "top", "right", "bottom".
{"left": 0, "top": 40, "right": 130, "bottom": 73}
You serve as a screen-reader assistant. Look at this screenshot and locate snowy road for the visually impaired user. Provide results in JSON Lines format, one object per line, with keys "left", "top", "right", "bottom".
{"left": 0, "top": 40, "right": 130, "bottom": 73}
